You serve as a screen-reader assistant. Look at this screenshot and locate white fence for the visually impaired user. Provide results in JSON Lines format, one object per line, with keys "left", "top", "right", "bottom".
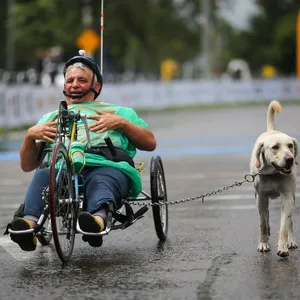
{"left": 1, "top": 78, "right": 300, "bottom": 128}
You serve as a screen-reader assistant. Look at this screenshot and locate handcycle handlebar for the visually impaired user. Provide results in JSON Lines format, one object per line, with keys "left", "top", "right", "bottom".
{"left": 58, "top": 100, "right": 92, "bottom": 149}
{"left": 59, "top": 100, "right": 80, "bottom": 123}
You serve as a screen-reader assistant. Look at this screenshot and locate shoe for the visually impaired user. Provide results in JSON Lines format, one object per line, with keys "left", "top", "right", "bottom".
{"left": 10, "top": 218, "right": 37, "bottom": 251}
{"left": 78, "top": 212, "right": 104, "bottom": 247}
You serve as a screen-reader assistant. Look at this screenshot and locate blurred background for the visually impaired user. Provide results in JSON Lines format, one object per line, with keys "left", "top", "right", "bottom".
{"left": 0, "top": 0, "right": 300, "bottom": 142}
{"left": 1, "top": 0, "right": 299, "bottom": 83}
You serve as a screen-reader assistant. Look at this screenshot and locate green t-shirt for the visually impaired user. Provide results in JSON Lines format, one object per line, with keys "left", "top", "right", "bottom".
{"left": 37, "top": 101, "right": 149, "bottom": 197}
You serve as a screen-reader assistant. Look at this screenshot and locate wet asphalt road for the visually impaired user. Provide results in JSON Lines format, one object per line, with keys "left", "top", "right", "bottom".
{"left": 1, "top": 103, "right": 300, "bottom": 300}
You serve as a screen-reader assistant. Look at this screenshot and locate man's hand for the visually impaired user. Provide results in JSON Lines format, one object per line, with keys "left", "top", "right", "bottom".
{"left": 88, "top": 111, "right": 124, "bottom": 132}
{"left": 27, "top": 121, "right": 57, "bottom": 143}
{"left": 88, "top": 110, "right": 156, "bottom": 151}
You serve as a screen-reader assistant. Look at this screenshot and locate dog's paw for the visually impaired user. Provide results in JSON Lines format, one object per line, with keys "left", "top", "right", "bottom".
{"left": 277, "top": 249, "right": 289, "bottom": 257}
{"left": 287, "top": 240, "right": 298, "bottom": 249}
{"left": 277, "top": 244, "right": 289, "bottom": 257}
{"left": 258, "top": 242, "right": 271, "bottom": 252}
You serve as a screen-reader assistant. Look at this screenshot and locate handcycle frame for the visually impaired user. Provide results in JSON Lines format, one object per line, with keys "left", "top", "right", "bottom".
{"left": 8, "top": 100, "right": 168, "bottom": 264}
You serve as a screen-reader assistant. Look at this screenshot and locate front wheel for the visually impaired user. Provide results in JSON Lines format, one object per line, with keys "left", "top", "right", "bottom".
{"left": 49, "top": 142, "right": 76, "bottom": 263}
{"left": 150, "top": 156, "right": 168, "bottom": 241}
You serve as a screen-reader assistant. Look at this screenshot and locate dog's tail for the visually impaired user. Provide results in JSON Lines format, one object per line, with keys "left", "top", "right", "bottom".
{"left": 267, "top": 100, "right": 281, "bottom": 131}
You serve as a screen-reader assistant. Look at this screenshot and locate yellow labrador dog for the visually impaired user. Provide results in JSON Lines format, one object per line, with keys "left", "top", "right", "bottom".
{"left": 250, "top": 100, "right": 298, "bottom": 257}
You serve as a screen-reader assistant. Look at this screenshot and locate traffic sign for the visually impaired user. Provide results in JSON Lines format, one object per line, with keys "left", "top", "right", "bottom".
{"left": 76, "top": 29, "right": 101, "bottom": 54}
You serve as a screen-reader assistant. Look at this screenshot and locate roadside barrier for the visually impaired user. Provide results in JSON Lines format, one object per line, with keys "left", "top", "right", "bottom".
{"left": 1, "top": 78, "right": 300, "bottom": 128}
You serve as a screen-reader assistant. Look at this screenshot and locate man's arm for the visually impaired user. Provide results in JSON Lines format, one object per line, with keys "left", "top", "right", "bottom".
{"left": 20, "top": 121, "right": 57, "bottom": 172}
{"left": 20, "top": 134, "right": 42, "bottom": 172}
{"left": 121, "top": 119, "right": 156, "bottom": 151}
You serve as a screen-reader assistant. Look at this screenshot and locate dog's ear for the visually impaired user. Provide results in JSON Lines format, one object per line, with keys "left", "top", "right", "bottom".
{"left": 255, "top": 142, "right": 264, "bottom": 169}
{"left": 292, "top": 138, "right": 298, "bottom": 157}
{"left": 293, "top": 138, "right": 298, "bottom": 163}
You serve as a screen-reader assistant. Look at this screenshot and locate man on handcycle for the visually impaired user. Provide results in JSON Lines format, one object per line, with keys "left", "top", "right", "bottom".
{"left": 8, "top": 51, "right": 156, "bottom": 251}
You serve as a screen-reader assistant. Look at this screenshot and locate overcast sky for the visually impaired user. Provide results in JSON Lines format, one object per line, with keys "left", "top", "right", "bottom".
{"left": 219, "top": 0, "right": 259, "bottom": 29}
{"left": 173, "top": 0, "right": 259, "bottom": 30}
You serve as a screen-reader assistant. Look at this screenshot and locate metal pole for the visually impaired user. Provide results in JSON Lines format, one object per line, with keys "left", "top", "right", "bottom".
{"left": 297, "top": 9, "right": 300, "bottom": 79}
{"left": 100, "top": 0, "right": 104, "bottom": 76}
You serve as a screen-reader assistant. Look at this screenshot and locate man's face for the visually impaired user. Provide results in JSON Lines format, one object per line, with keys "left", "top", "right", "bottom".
{"left": 64, "top": 67, "right": 100, "bottom": 105}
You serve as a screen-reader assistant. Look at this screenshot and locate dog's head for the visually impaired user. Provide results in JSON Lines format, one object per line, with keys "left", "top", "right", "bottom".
{"left": 255, "top": 134, "right": 298, "bottom": 175}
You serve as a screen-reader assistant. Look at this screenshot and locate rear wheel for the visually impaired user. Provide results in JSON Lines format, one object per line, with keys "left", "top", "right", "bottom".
{"left": 150, "top": 156, "right": 168, "bottom": 241}
{"left": 49, "top": 142, "right": 76, "bottom": 263}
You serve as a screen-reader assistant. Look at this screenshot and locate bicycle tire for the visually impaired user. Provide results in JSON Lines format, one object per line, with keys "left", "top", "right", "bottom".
{"left": 49, "top": 142, "right": 76, "bottom": 263}
{"left": 150, "top": 155, "right": 168, "bottom": 241}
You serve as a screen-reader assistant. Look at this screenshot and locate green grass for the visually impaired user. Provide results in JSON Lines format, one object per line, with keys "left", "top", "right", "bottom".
{"left": 0, "top": 125, "right": 30, "bottom": 135}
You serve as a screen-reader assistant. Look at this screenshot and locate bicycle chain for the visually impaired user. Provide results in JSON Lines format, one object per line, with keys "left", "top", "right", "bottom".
{"left": 128, "top": 173, "right": 259, "bottom": 207}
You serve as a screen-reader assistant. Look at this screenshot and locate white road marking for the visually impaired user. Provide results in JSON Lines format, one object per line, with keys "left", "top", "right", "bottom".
{"left": 0, "top": 197, "right": 25, "bottom": 204}
{"left": 200, "top": 205, "right": 257, "bottom": 210}
{"left": 0, "top": 204, "right": 21, "bottom": 209}
{"left": 175, "top": 203, "right": 285, "bottom": 211}
{"left": 0, "top": 179, "right": 29, "bottom": 186}
{"left": 0, "top": 236, "right": 36, "bottom": 261}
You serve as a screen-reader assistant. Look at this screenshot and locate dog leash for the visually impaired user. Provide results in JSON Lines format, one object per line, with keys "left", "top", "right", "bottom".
{"left": 128, "top": 172, "right": 261, "bottom": 207}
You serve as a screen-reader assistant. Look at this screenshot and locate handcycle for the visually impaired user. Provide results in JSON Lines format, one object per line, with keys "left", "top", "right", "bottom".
{"left": 6, "top": 100, "right": 168, "bottom": 264}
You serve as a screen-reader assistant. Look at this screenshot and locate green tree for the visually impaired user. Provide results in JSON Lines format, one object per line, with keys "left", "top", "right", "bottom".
{"left": 232, "top": 0, "right": 300, "bottom": 76}
{"left": 2, "top": 0, "right": 231, "bottom": 76}
{"left": 11, "top": 0, "right": 82, "bottom": 69}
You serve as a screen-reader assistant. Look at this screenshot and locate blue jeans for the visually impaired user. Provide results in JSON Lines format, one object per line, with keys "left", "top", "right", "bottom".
{"left": 23, "top": 166, "right": 131, "bottom": 222}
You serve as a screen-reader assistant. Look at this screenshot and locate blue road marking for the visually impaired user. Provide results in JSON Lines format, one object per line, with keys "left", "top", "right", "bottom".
{"left": 0, "top": 152, "right": 19, "bottom": 160}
